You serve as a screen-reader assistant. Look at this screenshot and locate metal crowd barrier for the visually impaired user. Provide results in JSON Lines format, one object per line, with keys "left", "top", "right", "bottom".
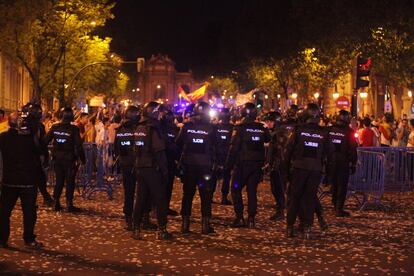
{"left": 46, "top": 142, "right": 121, "bottom": 200}
{"left": 348, "top": 150, "right": 386, "bottom": 210}
{"left": 357, "top": 147, "right": 414, "bottom": 192}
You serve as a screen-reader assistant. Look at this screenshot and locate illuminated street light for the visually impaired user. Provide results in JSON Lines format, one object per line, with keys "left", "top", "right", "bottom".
{"left": 110, "top": 54, "right": 114, "bottom": 58}
{"left": 408, "top": 90, "right": 412, "bottom": 98}
{"left": 333, "top": 92, "right": 340, "bottom": 99}
{"left": 265, "top": 95, "right": 269, "bottom": 99}
{"left": 90, "top": 21, "right": 96, "bottom": 26}
{"left": 230, "top": 95, "right": 233, "bottom": 99}
{"left": 221, "top": 95, "right": 225, "bottom": 100}
{"left": 291, "top": 93, "right": 298, "bottom": 99}
{"left": 210, "top": 75, "right": 214, "bottom": 79}
{"left": 137, "top": 88, "right": 140, "bottom": 92}
{"left": 277, "top": 94, "right": 281, "bottom": 99}
{"left": 314, "top": 92, "right": 320, "bottom": 99}
{"left": 360, "top": 92, "right": 368, "bottom": 98}
{"left": 157, "top": 84, "right": 161, "bottom": 89}
{"left": 132, "top": 89, "right": 136, "bottom": 92}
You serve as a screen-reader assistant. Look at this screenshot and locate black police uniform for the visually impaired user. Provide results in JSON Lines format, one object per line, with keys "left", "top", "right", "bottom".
{"left": 176, "top": 114, "right": 217, "bottom": 234}
{"left": 227, "top": 117, "right": 270, "bottom": 227}
{"left": 0, "top": 124, "right": 42, "bottom": 247}
{"left": 133, "top": 117, "right": 170, "bottom": 238}
{"left": 160, "top": 115, "right": 180, "bottom": 214}
{"left": 214, "top": 121, "right": 233, "bottom": 203}
{"left": 114, "top": 120, "right": 138, "bottom": 228}
{"left": 285, "top": 120, "right": 329, "bottom": 236}
{"left": 44, "top": 121, "right": 85, "bottom": 211}
{"left": 327, "top": 123, "right": 357, "bottom": 216}
{"left": 267, "top": 122, "right": 286, "bottom": 220}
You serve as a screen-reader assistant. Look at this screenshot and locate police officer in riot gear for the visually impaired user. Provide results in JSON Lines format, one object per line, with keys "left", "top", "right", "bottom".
{"left": 176, "top": 101, "right": 217, "bottom": 235}
{"left": 24, "top": 103, "right": 54, "bottom": 207}
{"left": 132, "top": 101, "right": 172, "bottom": 240}
{"left": 114, "top": 105, "right": 140, "bottom": 231}
{"left": 285, "top": 103, "right": 329, "bottom": 239}
{"left": 44, "top": 107, "right": 85, "bottom": 212}
{"left": 160, "top": 109, "right": 180, "bottom": 216}
{"left": 265, "top": 111, "right": 286, "bottom": 221}
{"left": 226, "top": 102, "right": 270, "bottom": 228}
{"left": 214, "top": 108, "right": 233, "bottom": 205}
{"left": 0, "top": 112, "right": 44, "bottom": 249}
{"left": 327, "top": 110, "right": 357, "bottom": 217}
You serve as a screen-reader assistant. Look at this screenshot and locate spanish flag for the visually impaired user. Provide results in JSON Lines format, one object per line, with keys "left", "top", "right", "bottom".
{"left": 178, "top": 85, "right": 191, "bottom": 102}
{"left": 178, "top": 83, "right": 208, "bottom": 102}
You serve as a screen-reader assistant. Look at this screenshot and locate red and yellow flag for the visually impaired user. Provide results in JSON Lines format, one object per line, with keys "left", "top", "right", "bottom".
{"left": 178, "top": 83, "right": 208, "bottom": 102}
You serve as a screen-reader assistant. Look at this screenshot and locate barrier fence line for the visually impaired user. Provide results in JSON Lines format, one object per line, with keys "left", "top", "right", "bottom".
{"left": 348, "top": 147, "right": 414, "bottom": 210}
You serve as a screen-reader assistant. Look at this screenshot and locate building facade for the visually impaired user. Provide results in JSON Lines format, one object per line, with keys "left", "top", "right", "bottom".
{"left": 136, "top": 54, "right": 195, "bottom": 104}
{"left": 0, "top": 51, "right": 31, "bottom": 111}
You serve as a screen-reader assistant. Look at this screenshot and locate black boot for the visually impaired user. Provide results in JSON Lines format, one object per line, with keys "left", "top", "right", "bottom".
{"left": 303, "top": 226, "right": 312, "bottom": 240}
{"left": 167, "top": 208, "right": 178, "bottom": 216}
{"left": 181, "top": 216, "right": 191, "bottom": 234}
{"left": 201, "top": 217, "right": 215, "bottom": 234}
{"left": 335, "top": 209, "right": 351, "bottom": 217}
{"left": 54, "top": 200, "right": 63, "bottom": 212}
{"left": 286, "top": 225, "right": 295, "bottom": 238}
{"left": 142, "top": 213, "right": 158, "bottom": 230}
{"left": 221, "top": 197, "right": 232, "bottom": 205}
{"left": 156, "top": 226, "right": 173, "bottom": 240}
{"left": 247, "top": 216, "right": 256, "bottom": 229}
{"left": 230, "top": 216, "right": 246, "bottom": 228}
{"left": 67, "top": 201, "right": 81, "bottom": 213}
{"left": 317, "top": 214, "right": 328, "bottom": 231}
{"left": 269, "top": 209, "right": 285, "bottom": 221}
{"left": 124, "top": 216, "right": 133, "bottom": 231}
{"left": 43, "top": 195, "right": 54, "bottom": 207}
{"left": 132, "top": 226, "right": 142, "bottom": 240}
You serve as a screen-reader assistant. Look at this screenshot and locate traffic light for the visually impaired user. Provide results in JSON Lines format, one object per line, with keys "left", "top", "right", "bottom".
{"left": 356, "top": 56, "right": 371, "bottom": 88}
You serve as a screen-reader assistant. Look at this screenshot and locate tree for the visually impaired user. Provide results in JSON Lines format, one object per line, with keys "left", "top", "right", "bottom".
{"left": 0, "top": 0, "right": 114, "bottom": 103}
{"left": 208, "top": 76, "right": 239, "bottom": 98}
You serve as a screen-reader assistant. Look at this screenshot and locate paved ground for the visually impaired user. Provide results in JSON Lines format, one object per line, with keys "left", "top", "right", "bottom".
{"left": 1, "top": 180, "right": 414, "bottom": 275}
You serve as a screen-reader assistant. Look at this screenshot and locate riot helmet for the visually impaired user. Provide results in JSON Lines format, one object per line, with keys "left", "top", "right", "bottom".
{"left": 303, "top": 103, "right": 320, "bottom": 124}
{"left": 336, "top": 109, "right": 351, "bottom": 126}
{"left": 61, "top": 107, "right": 74, "bottom": 123}
{"left": 219, "top": 108, "right": 231, "bottom": 123}
{"left": 240, "top": 102, "right": 257, "bottom": 119}
{"left": 124, "top": 105, "right": 140, "bottom": 124}
{"left": 142, "top": 101, "right": 160, "bottom": 120}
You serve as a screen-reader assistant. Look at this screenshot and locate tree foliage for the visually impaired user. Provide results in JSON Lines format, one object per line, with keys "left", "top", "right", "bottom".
{"left": 0, "top": 0, "right": 122, "bottom": 105}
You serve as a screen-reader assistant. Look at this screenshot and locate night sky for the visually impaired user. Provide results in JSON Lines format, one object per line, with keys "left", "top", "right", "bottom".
{"left": 101, "top": 0, "right": 414, "bottom": 80}
{"left": 101, "top": 0, "right": 296, "bottom": 78}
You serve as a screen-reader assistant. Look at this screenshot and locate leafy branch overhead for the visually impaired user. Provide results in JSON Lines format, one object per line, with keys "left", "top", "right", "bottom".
{"left": 0, "top": 0, "right": 126, "bottom": 104}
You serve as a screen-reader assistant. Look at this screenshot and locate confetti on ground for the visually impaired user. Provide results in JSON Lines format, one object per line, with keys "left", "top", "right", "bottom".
{"left": 1, "top": 180, "right": 413, "bottom": 275}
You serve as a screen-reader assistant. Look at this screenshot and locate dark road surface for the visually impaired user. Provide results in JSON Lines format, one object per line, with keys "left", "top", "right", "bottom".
{"left": 1, "top": 180, "right": 413, "bottom": 275}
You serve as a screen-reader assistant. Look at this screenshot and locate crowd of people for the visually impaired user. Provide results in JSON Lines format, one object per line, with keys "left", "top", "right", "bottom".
{"left": 0, "top": 100, "right": 412, "bottom": 249}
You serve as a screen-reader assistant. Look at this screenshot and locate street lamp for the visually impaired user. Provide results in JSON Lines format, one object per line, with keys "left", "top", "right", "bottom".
{"left": 277, "top": 94, "right": 281, "bottom": 99}
{"left": 137, "top": 88, "right": 140, "bottom": 92}
{"left": 291, "top": 93, "right": 298, "bottom": 99}
{"left": 360, "top": 92, "right": 368, "bottom": 98}
{"left": 210, "top": 75, "right": 214, "bottom": 79}
{"left": 265, "top": 94, "right": 269, "bottom": 99}
{"left": 132, "top": 89, "right": 136, "bottom": 92}
{"left": 221, "top": 95, "right": 225, "bottom": 100}
{"left": 333, "top": 92, "right": 340, "bottom": 99}
{"left": 157, "top": 84, "right": 161, "bottom": 89}
{"left": 90, "top": 21, "right": 96, "bottom": 26}
{"left": 314, "top": 92, "right": 320, "bottom": 99}
{"left": 408, "top": 90, "right": 412, "bottom": 98}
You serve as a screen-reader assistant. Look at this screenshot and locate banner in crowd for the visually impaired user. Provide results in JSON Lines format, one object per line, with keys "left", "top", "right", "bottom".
{"left": 178, "top": 83, "right": 208, "bottom": 102}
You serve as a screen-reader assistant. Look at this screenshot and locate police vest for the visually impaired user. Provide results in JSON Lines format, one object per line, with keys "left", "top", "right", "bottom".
{"left": 240, "top": 123, "right": 267, "bottom": 162}
{"left": 134, "top": 124, "right": 155, "bottom": 168}
{"left": 292, "top": 125, "right": 326, "bottom": 171}
{"left": 115, "top": 126, "right": 135, "bottom": 167}
{"left": 328, "top": 125, "right": 352, "bottom": 163}
{"left": 51, "top": 124, "right": 76, "bottom": 161}
{"left": 182, "top": 122, "right": 214, "bottom": 167}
